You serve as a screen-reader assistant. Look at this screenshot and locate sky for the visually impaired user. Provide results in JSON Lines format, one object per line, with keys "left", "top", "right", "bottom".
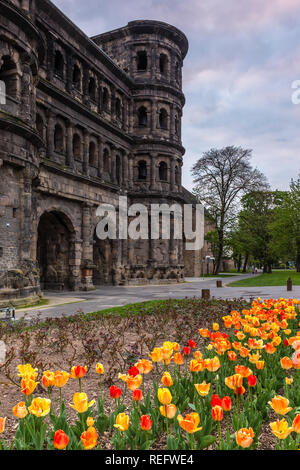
{"left": 52, "top": 0, "right": 300, "bottom": 192}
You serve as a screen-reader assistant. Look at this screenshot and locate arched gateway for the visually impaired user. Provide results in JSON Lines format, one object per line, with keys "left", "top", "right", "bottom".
{"left": 37, "top": 211, "right": 75, "bottom": 290}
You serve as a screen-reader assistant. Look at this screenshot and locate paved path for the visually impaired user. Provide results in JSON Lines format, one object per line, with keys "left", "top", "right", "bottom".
{"left": 14, "top": 273, "right": 300, "bottom": 321}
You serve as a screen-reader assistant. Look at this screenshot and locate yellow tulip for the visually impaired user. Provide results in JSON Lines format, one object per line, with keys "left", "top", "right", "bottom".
{"left": 28, "top": 398, "right": 51, "bottom": 417}
{"left": 69, "top": 393, "right": 95, "bottom": 414}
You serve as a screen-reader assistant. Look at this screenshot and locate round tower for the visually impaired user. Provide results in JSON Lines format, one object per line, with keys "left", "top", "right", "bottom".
{"left": 0, "top": 0, "right": 44, "bottom": 305}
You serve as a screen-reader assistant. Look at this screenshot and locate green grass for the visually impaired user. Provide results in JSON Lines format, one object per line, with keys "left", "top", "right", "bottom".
{"left": 228, "top": 270, "right": 300, "bottom": 287}
{"left": 15, "top": 298, "right": 49, "bottom": 310}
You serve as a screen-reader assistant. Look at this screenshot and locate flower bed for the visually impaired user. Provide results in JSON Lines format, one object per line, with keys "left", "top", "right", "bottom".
{"left": 0, "top": 297, "right": 299, "bottom": 450}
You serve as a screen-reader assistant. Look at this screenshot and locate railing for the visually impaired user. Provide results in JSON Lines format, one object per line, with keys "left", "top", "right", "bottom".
{"left": 0, "top": 307, "right": 15, "bottom": 322}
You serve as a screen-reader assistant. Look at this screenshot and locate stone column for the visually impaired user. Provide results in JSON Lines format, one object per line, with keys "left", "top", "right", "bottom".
{"left": 83, "top": 129, "right": 89, "bottom": 176}
{"left": 46, "top": 110, "right": 55, "bottom": 160}
{"left": 66, "top": 54, "right": 73, "bottom": 94}
{"left": 128, "top": 154, "right": 134, "bottom": 189}
{"left": 151, "top": 100, "right": 156, "bottom": 134}
{"left": 66, "top": 120, "right": 74, "bottom": 168}
{"left": 81, "top": 203, "right": 94, "bottom": 290}
{"left": 170, "top": 103, "right": 175, "bottom": 141}
{"left": 83, "top": 67, "right": 90, "bottom": 105}
{"left": 20, "top": 56, "right": 33, "bottom": 124}
{"left": 170, "top": 155, "right": 176, "bottom": 192}
{"left": 123, "top": 152, "right": 129, "bottom": 188}
{"left": 111, "top": 148, "right": 117, "bottom": 184}
{"left": 98, "top": 137, "right": 103, "bottom": 178}
{"left": 150, "top": 153, "right": 157, "bottom": 191}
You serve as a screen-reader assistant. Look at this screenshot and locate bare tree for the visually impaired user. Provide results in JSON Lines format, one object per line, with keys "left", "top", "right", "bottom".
{"left": 192, "top": 146, "right": 269, "bottom": 274}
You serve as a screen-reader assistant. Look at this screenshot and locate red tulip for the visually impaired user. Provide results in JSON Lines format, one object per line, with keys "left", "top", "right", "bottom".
{"left": 211, "top": 394, "right": 222, "bottom": 407}
{"left": 110, "top": 385, "right": 122, "bottom": 399}
{"left": 141, "top": 415, "right": 152, "bottom": 431}
{"left": 221, "top": 396, "right": 232, "bottom": 411}
{"left": 188, "top": 340, "right": 197, "bottom": 349}
{"left": 183, "top": 347, "right": 191, "bottom": 356}
{"left": 128, "top": 366, "right": 140, "bottom": 377}
{"left": 247, "top": 375, "right": 257, "bottom": 387}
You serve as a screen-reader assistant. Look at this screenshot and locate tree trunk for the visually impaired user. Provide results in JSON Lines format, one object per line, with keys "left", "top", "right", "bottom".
{"left": 296, "top": 240, "right": 300, "bottom": 272}
{"left": 214, "top": 228, "right": 224, "bottom": 275}
{"left": 242, "top": 254, "right": 249, "bottom": 273}
{"left": 237, "top": 254, "right": 242, "bottom": 273}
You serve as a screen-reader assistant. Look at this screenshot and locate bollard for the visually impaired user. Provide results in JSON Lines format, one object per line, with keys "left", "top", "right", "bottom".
{"left": 287, "top": 277, "right": 292, "bottom": 291}
{"left": 202, "top": 289, "right": 210, "bottom": 300}
{"left": 216, "top": 280, "right": 222, "bottom": 288}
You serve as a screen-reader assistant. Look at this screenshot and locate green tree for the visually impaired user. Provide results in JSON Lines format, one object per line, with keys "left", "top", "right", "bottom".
{"left": 271, "top": 178, "right": 300, "bottom": 272}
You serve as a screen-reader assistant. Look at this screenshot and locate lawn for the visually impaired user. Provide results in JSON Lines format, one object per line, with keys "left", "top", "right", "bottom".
{"left": 228, "top": 269, "right": 300, "bottom": 287}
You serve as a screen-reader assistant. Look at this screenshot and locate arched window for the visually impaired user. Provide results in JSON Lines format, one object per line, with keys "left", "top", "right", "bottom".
{"left": 102, "top": 87, "right": 109, "bottom": 111}
{"left": 103, "top": 148, "right": 109, "bottom": 173}
{"left": 175, "top": 61, "right": 180, "bottom": 83}
{"left": 73, "top": 133, "right": 81, "bottom": 160}
{"left": 175, "top": 115, "right": 179, "bottom": 135}
{"left": 54, "top": 51, "right": 64, "bottom": 77}
{"left": 115, "top": 97, "right": 121, "bottom": 120}
{"left": 138, "top": 106, "right": 147, "bottom": 127}
{"left": 88, "top": 77, "right": 96, "bottom": 101}
{"left": 72, "top": 64, "right": 81, "bottom": 90}
{"left": 0, "top": 56, "right": 18, "bottom": 100}
{"left": 159, "top": 54, "right": 168, "bottom": 74}
{"left": 159, "top": 161, "right": 168, "bottom": 181}
{"left": 159, "top": 108, "right": 168, "bottom": 129}
{"left": 138, "top": 160, "right": 147, "bottom": 180}
{"left": 36, "top": 114, "right": 44, "bottom": 139}
{"left": 54, "top": 124, "right": 64, "bottom": 153}
{"left": 89, "top": 141, "right": 96, "bottom": 166}
{"left": 137, "top": 51, "right": 148, "bottom": 71}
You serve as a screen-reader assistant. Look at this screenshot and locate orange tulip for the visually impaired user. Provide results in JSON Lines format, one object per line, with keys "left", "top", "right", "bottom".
{"left": 28, "top": 397, "right": 51, "bottom": 417}
{"left": 227, "top": 351, "right": 237, "bottom": 361}
{"left": 190, "top": 359, "right": 205, "bottom": 372}
{"left": 292, "top": 414, "right": 300, "bottom": 433}
{"left": 173, "top": 352, "right": 184, "bottom": 365}
{"left": 54, "top": 370, "right": 70, "bottom": 388}
{"left": 148, "top": 348, "right": 162, "bottom": 363}
{"left": 42, "top": 371, "right": 55, "bottom": 388}
{"left": 0, "top": 417, "right": 6, "bottom": 433}
{"left": 140, "top": 415, "right": 152, "bottom": 431}
{"left": 161, "top": 372, "right": 173, "bottom": 387}
{"left": 21, "top": 377, "right": 38, "bottom": 396}
{"left": 177, "top": 412, "right": 202, "bottom": 433}
{"left": 127, "top": 374, "right": 143, "bottom": 391}
{"left": 280, "top": 357, "right": 293, "bottom": 370}
{"left": 256, "top": 360, "right": 265, "bottom": 370}
{"left": 236, "top": 427, "right": 254, "bottom": 448}
{"left": 205, "top": 356, "right": 220, "bottom": 372}
{"left": 135, "top": 359, "right": 153, "bottom": 374}
{"left": 160, "top": 404, "right": 177, "bottom": 419}
{"left": 70, "top": 365, "right": 87, "bottom": 379}
{"left": 13, "top": 402, "right": 28, "bottom": 419}
{"left": 268, "top": 396, "right": 292, "bottom": 415}
{"left": 212, "top": 405, "right": 223, "bottom": 421}
{"left": 194, "top": 381, "right": 210, "bottom": 397}
{"left": 81, "top": 427, "right": 98, "bottom": 450}
{"left": 265, "top": 343, "right": 276, "bottom": 354}
{"left": 225, "top": 374, "right": 243, "bottom": 391}
{"left": 235, "top": 365, "right": 252, "bottom": 378}
{"left": 17, "top": 364, "right": 38, "bottom": 381}
{"left": 53, "top": 430, "right": 69, "bottom": 450}
{"left": 95, "top": 363, "right": 104, "bottom": 375}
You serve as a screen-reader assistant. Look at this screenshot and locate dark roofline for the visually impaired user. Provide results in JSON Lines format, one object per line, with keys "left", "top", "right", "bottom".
{"left": 92, "top": 20, "right": 189, "bottom": 59}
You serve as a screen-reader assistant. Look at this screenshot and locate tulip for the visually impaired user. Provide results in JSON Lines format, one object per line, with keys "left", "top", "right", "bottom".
{"left": 225, "top": 374, "right": 243, "bottom": 390}
{"left": 141, "top": 415, "right": 152, "bottom": 431}
{"left": 128, "top": 366, "right": 139, "bottom": 377}
{"left": 148, "top": 348, "right": 162, "bottom": 363}
{"left": 110, "top": 385, "right": 122, "bottom": 400}
{"left": 213, "top": 323, "right": 219, "bottom": 331}
{"left": 69, "top": 393, "right": 95, "bottom": 414}
{"left": 285, "top": 377, "right": 293, "bottom": 385}
{"left": 188, "top": 340, "right": 197, "bottom": 349}
{"left": 132, "top": 389, "right": 143, "bottom": 402}
{"left": 95, "top": 363, "right": 104, "bottom": 375}
{"left": 212, "top": 405, "right": 223, "bottom": 421}
{"left": 53, "top": 370, "right": 70, "bottom": 388}
{"left": 221, "top": 396, "right": 232, "bottom": 411}
{"left": 53, "top": 430, "right": 69, "bottom": 450}
{"left": 177, "top": 412, "right": 202, "bottom": 434}
{"left": 235, "top": 386, "right": 246, "bottom": 396}
{"left": 160, "top": 404, "right": 177, "bottom": 419}
{"left": 173, "top": 352, "right": 184, "bottom": 365}
{"left": 21, "top": 378, "right": 39, "bottom": 396}
{"left": 265, "top": 343, "right": 276, "bottom": 354}
{"left": 127, "top": 375, "right": 143, "bottom": 391}
{"left": 247, "top": 375, "right": 257, "bottom": 387}
{"left": 280, "top": 357, "right": 293, "bottom": 370}
{"left": 0, "top": 417, "right": 6, "bottom": 433}
{"left": 158, "top": 388, "right": 172, "bottom": 405}
{"left": 161, "top": 372, "right": 173, "bottom": 387}
{"left": 114, "top": 413, "right": 129, "bottom": 432}
{"left": 13, "top": 402, "right": 28, "bottom": 419}
{"left": 235, "top": 365, "right": 252, "bottom": 378}
{"left": 292, "top": 414, "right": 300, "bottom": 433}
{"left": 256, "top": 360, "right": 265, "bottom": 370}
{"left": 71, "top": 366, "right": 87, "bottom": 391}
{"left": 42, "top": 371, "right": 55, "bottom": 388}
{"left": 28, "top": 397, "right": 51, "bottom": 417}
{"left": 268, "top": 396, "right": 292, "bottom": 415}
{"left": 205, "top": 356, "right": 221, "bottom": 372}
{"left": 87, "top": 417, "right": 95, "bottom": 427}
{"left": 227, "top": 351, "right": 237, "bottom": 361}
{"left": 183, "top": 347, "right": 191, "bottom": 356}
{"left": 270, "top": 419, "right": 293, "bottom": 439}
{"left": 190, "top": 359, "right": 204, "bottom": 372}
{"left": 81, "top": 427, "right": 98, "bottom": 450}
{"left": 17, "top": 364, "right": 38, "bottom": 381}
{"left": 135, "top": 359, "right": 153, "bottom": 375}
{"left": 236, "top": 427, "right": 254, "bottom": 448}
{"left": 194, "top": 381, "right": 210, "bottom": 397}
{"left": 211, "top": 394, "right": 222, "bottom": 407}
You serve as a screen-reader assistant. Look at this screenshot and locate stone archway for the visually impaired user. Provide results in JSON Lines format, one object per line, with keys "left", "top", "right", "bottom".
{"left": 92, "top": 229, "right": 115, "bottom": 285}
{"left": 37, "top": 211, "right": 75, "bottom": 290}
